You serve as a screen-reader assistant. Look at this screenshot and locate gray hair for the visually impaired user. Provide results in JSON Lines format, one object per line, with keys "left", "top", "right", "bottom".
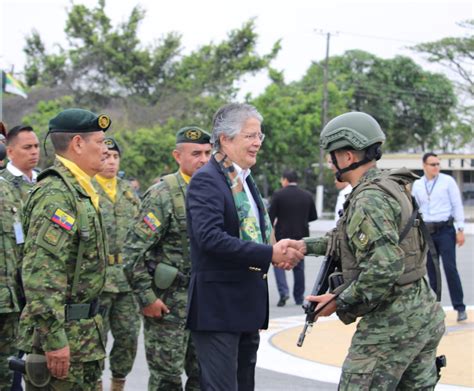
{"left": 211, "top": 103, "right": 263, "bottom": 149}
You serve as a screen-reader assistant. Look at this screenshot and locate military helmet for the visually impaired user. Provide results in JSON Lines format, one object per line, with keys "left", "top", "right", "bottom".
{"left": 320, "top": 112, "right": 386, "bottom": 152}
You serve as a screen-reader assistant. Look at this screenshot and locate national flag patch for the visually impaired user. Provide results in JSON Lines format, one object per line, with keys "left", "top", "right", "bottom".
{"left": 143, "top": 212, "right": 161, "bottom": 232}
{"left": 51, "top": 209, "right": 75, "bottom": 231}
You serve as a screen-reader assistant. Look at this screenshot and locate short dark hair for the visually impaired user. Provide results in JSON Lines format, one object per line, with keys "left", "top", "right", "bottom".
{"left": 422, "top": 152, "right": 438, "bottom": 163}
{"left": 50, "top": 132, "right": 92, "bottom": 153}
{"left": 6, "top": 125, "right": 34, "bottom": 146}
{"left": 282, "top": 169, "right": 298, "bottom": 183}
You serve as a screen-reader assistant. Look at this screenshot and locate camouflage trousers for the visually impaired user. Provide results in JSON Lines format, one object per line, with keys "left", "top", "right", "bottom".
{"left": 143, "top": 316, "right": 200, "bottom": 391}
{"left": 0, "top": 312, "right": 19, "bottom": 390}
{"left": 339, "top": 319, "right": 445, "bottom": 390}
{"left": 99, "top": 291, "right": 141, "bottom": 378}
{"left": 24, "top": 360, "right": 102, "bottom": 391}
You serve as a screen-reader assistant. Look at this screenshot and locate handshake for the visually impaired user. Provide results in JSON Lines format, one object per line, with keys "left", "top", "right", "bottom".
{"left": 272, "top": 239, "right": 306, "bottom": 270}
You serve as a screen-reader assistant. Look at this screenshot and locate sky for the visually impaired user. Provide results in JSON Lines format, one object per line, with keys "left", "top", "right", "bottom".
{"left": 1, "top": 0, "right": 472, "bottom": 96}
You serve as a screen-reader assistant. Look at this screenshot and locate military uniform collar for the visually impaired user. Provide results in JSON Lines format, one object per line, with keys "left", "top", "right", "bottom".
{"left": 54, "top": 159, "right": 95, "bottom": 199}
{"left": 354, "top": 167, "right": 381, "bottom": 189}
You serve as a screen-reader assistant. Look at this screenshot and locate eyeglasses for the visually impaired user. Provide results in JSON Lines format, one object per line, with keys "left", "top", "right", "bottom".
{"left": 241, "top": 132, "right": 265, "bottom": 142}
{"left": 426, "top": 163, "right": 440, "bottom": 167}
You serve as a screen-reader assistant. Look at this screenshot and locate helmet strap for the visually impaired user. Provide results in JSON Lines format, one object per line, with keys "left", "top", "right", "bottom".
{"left": 330, "top": 143, "right": 382, "bottom": 182}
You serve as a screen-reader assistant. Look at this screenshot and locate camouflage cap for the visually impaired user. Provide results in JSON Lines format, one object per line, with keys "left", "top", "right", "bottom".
{"left": 104, "top": 137, "right": 121, "bottom": 155}
{"left": 176, "top": 126, "right": 211, "bottom": 144}
{"left": 49, "top": 108, "right": 111, "bottom": 134}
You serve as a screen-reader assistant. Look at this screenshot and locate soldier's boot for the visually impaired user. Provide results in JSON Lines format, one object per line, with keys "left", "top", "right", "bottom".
{"left": 111, "top": 377, "right": 126, "bottom": 391}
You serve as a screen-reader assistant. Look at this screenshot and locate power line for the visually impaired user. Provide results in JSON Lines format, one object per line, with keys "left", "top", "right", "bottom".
{"left": 336, "top": 30, "right": 420, "bottom": 45}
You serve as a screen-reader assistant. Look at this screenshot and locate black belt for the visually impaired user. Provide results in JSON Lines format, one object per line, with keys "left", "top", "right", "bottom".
{"left": 65, "top": 298, "right": 100, "bottom": 321}
{"left": 425, "top": 218, "right": 453, "bottom": 233}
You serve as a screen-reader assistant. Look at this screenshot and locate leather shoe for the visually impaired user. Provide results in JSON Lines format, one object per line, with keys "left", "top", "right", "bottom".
{"left": 457, "top": 310, "right": 467, "bottom": 322}
{"left": 277, "top": 295, "right": 289, "bottom": 307}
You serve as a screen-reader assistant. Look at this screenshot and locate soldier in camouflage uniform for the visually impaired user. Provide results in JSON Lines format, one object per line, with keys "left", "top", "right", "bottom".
{"left": 0, "top": 172, "right": 24, "bottom": 389}
{"left": 303, "top": 112, "right": 446, "bottom": 390}
{"left": 18, "top": 108, "right": 110, "bottom": 390}
{"left": 1, "top": 124, "right": 40, "bottom": 202}
{"left": 124, "top": 126, "right": 212, "bottom": 390}
{"left": 94, "top": 137, "right": 141, "bottom": 391}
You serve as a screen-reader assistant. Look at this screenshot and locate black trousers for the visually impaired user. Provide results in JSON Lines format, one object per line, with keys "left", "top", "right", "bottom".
{"left": 191, "top": 330, "right": 260, "bottom": 391}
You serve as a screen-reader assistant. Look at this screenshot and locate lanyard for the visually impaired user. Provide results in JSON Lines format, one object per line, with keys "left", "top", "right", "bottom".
{"left": 424, "top": 176, "right": 439, "bottom": 201}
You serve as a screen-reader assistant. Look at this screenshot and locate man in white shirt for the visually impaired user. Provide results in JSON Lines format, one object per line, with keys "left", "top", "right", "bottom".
{"left": 334, "top": 179, "right": 352, "bottom": 223}
{"left": 2, "top": 125, "right": 40, "bottom": 201}
{"left": 412, "top": 152, "right": 467, "bottom": 321}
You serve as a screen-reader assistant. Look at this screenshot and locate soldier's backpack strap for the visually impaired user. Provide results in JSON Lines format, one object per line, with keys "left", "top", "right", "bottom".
{"left": 39, "top": 168, "right": 90, "bottom": 300}
{"left": 162, "top": 173, "right": 189, "bottom": 260}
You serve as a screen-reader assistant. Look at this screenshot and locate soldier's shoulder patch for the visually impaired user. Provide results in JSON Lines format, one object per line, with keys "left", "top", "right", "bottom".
{"left": 143, "top": 212, "right": 161, "bottom": 232}
{"left": 51, "top": 209, "right": 75, "bottom": 231}
{"left": 357, "top": 232, "right": 369, "bottom": 246}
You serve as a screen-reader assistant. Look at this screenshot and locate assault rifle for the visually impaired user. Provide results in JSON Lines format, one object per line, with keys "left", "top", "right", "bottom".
{"left": 297, "top": 255, "right": 343, "bottom": 347}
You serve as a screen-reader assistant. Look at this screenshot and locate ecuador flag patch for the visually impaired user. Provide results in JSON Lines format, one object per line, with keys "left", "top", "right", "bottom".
{"left": 143, "top": 212, "right": 161, "bottom": 232}
{"left": 51, "top": 209, "right": 75, "bottom": 231}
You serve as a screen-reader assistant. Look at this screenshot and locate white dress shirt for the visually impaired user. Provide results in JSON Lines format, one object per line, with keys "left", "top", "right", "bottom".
{"left": 335, "top": 184, "right": 353, "bottom": 223}
{"left": 6, "top": 161, "right": 37, "bottom": 183}
{"left": 412, "top": 173, "right": 464, "bottom": 230}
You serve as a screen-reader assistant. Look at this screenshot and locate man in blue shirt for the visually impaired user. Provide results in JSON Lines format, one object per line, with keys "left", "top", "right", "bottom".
{"left": 412, "top": 152, "right": 467, "bottom": 321}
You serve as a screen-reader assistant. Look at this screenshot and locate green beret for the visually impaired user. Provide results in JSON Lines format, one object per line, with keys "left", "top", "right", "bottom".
{"left": 176, "top": 126, "right": 211, "bottom": 144}
{"left": 49, "top": 108, "right": 111, "bottom": 133}
{"left": 104, "top": 137, "right": 121, "bottom": 155}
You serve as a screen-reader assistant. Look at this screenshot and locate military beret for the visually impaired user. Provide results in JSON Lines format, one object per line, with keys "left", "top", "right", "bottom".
{"left": 104, "top": 137, "right": 121, "bottom": 155}
{"left": 49, "top": 108, "right": 111, "bottom": 133}
{"left": 176, "top": 126, "right": 211, "bottom": 144}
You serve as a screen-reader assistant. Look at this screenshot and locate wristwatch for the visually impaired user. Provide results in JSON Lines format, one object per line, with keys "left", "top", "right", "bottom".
{"left": 457, "top": 227, "right": 464, "bottom": 232}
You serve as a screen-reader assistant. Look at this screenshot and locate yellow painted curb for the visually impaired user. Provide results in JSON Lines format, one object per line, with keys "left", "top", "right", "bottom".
{"left": 271, "top": 310, "right": 473, "bottom": 387}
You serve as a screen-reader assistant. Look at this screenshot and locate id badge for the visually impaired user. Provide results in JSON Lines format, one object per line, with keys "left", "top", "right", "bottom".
{"left": 14, "top": 221, "right": 25, "bottom": 244}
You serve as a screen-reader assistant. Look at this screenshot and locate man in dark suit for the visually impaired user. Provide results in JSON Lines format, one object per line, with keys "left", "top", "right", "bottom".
{"left": 269, "top": 169, "right": 317, "bottom": 306}
{"left": 186, "top": 103, "right": 305, "bottom": 391}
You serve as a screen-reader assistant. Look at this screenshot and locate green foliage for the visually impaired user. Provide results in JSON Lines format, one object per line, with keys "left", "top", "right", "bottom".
{"left": 23, "top": 1, "right": 279, "bottom": 113}
{"left": 113, "top": 122, "right": 178, "bottom": 189}
{"left": 302, "top": 50, "right": 457, "bottom": 151}
{"left": 22, "top": 96, "right": 75, "bottom": 167}
{"left": 412, "top": 19, "right": 474, "bottom": 96}
{"left": 252, "top": 79, "right": 347, "bottom": 194}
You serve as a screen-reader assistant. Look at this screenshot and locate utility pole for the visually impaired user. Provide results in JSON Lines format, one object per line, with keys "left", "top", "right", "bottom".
{"left": 315, "top": 31, "right": 332, "bottom": 218}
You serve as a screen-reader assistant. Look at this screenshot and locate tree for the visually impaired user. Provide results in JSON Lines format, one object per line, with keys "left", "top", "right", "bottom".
{"left": 22, "top": 96, "right": 75, "bottom": 168}
{"left": 23, "top": 0, "right": 279, "bottom": 112}
{"left": 301, "top": 50, "right": 458, "bottom": 151}
{"left": 252, "top": 77, "right": 347, "bottom": 195}
{"left": 412, "top": 20, "right": 474, "bottom": 96}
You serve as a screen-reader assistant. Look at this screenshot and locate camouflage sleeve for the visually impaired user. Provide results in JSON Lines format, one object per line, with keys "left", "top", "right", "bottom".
{"left": 21, "top": 186, "right": 77, "bottom": 352}
{"left": 303, "top": 236, "right": 328, "bottom": 256}
{"left": 336, "top": 189, "right": 405, "bottom": 318}
{"left": 123, "top": 183, "right": 171, "bottom": 308}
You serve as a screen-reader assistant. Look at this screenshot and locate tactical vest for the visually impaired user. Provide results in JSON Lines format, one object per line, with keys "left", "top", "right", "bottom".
{"left": 331, "top": 168, "right": 427, "bottom": 287}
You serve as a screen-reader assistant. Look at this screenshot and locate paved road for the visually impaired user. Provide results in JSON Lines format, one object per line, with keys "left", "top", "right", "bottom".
{"left": 103, "top": 226, "right": 474, "bottom": 390}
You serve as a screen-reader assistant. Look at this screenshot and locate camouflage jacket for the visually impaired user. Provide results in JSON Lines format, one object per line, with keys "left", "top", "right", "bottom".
{"left": 0, "top": 177, "right": 23, "bottom": 314}
{"left": 305, "top": 168, "right": 444, "bottom": 342}
{"left": 18, "top": 159, "right": 107, "bottom": 363}
{"left": 94, "top": 178, "right": 140, "bottom": 293}
{"left": 0, "top": 167, "right": 36, "bottom": 203}
{"left": 124, "top": 171, "right": 190, "bottom": 325}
